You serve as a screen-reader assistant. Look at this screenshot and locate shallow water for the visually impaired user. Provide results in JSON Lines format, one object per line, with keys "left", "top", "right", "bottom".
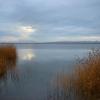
{"left": 0, "top": 43, "right": 100, "bottom": 100}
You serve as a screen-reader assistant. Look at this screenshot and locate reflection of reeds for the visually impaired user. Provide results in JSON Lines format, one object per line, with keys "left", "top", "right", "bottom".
{"left": 47, "top": 49, "right": 100, "bottom": 100}
{"left": 0, "top": 45, "right": 17, "bottom": 78}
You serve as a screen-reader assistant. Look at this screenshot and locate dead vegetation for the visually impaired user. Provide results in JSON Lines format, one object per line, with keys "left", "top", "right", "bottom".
{"left": 47, "top": 49, "right": 100, "bottom": 100}
{"left": 0, "top": 45, "right": 17, "bottom": 77}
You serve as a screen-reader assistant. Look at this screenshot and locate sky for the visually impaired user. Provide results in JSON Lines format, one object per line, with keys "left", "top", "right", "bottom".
{"left": 0, "top": 0, "right": 100, "bottom": 42}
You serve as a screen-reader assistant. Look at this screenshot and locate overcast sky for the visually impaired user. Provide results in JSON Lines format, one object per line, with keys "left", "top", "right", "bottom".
{"left": 0, "top": 0, "right": 100, "bottom": 42}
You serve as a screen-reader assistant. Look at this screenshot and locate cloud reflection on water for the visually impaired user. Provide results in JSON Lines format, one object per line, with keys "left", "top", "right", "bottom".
{"left": 18, "top": 49, "right": 36, "bottom": 61}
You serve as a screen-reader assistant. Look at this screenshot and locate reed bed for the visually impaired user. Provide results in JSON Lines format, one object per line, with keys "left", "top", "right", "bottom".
{"left": 74, "top": 49, "right": 100, "bottom": 99}
{"left": 47, "top": 49, "right": 100, "bottom": 100}
{"left": 0, "top": 45, "right": 17, "bottom": 77}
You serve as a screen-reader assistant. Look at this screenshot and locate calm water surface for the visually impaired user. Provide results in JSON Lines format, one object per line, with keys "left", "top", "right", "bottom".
{"left": 0, "top": 44, "right": 100, "bottom": 100}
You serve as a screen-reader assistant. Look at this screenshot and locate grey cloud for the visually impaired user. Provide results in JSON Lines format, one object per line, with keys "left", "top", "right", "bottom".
{"left": 0, "top": 0, "right": 100, "bottom": 42}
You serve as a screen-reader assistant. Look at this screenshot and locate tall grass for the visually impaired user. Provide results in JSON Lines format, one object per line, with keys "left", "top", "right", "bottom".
{"left": 74, "top": 49, "right": 100, "bottom": 99}
{"left": 47, "top": 49, "right": 100, "bottom": 100}
{"left": 0, "top": 45, "right": 17, "bottom": 77}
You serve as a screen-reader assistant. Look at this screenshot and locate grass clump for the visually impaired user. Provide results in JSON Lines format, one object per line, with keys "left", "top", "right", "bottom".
{"left": 48, "top": 49, "right": 100, "bottom": 100}
{"left": 74, "top": 49, "right": 100, "bottom": 99}
{"left": 0, "top": 45, "right": 17, "bottom": 77}
{"left": 0, "top": 45, "right": 17, "bottom": 61}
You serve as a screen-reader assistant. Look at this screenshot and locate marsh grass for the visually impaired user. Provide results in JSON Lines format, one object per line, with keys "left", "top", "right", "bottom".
{"left": 47, "top": 49, "right": 100, "bottom": 100}
{"left": 0, "top": 45, "right": 17, "bottom": 77}
{"left": 74, "top": 49, "right": 100, "bottom": 99}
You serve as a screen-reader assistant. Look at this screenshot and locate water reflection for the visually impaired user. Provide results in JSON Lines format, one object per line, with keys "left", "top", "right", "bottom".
{"left": 0, "top": 44, "right": 99, "bottom": 100}
{"left": 18, "top": 49, "right": 36, "bottom": 61}
{"left": 0, "top": 46, "right": 18, "bottom": 93}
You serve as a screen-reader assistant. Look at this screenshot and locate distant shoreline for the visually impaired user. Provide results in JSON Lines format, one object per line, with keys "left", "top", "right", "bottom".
{"left": 0, "top": 41, "right": 100, "bottom": 44}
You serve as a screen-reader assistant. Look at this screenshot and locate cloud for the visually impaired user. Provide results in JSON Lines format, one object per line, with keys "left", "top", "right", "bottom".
{"left": 18, "top": 26, "right": 35, "bottom": 33}
{"left": 0, "top": 25, "right": 38, "bottom": 42}
{"left": 53, "top": 35, "right": 100, "bottom": 42}
{"left": 17, "top": 25, "right": 37, "bottom": 39}
{"left": 52, "top": 26, "right": 99, "bottom": 35}
{"left": 0, "top": 35, "right": 19, "bottom": 42}
{"left": 0, "top": 0, "right": 100, "bottom": 42}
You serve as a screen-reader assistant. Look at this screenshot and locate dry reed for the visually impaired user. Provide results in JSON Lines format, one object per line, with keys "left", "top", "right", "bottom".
{"left": 0, "top": 45, "right": 17, "bottom": 77}
{"left": 47, "top": 49, "right": 100, "bottom": 100}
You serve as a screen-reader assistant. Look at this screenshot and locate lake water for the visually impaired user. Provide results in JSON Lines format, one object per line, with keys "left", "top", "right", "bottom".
{"left": 0, "top": 43, "right": 100, "bottom": 100}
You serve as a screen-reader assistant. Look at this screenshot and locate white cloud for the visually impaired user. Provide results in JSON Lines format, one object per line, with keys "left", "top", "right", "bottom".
{"left": 1, "top": 35, "right": 100, "bottom": 43}
{"left": 18, "top": 26, "right": 36, "bottom": 33}
{"left": 0, "top": 36, "right": 19, "bottom": 42}
{"left": 16, "top": 25, "right": 37, "bottom": 39}
{"left": 0, "top": 25, "right": 38, "bottom": 42}
{"left": 53, "top": 35, "right": 100, "bottom": 42}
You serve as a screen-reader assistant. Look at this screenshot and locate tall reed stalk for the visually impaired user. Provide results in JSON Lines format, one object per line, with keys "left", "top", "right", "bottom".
{"left": 47, "top": 49, "right": 100, "bottom": 100}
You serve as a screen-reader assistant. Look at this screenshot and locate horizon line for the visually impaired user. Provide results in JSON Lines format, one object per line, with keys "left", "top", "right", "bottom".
{"left": 0, "top": 41, "right": 100, "bottom": 44}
